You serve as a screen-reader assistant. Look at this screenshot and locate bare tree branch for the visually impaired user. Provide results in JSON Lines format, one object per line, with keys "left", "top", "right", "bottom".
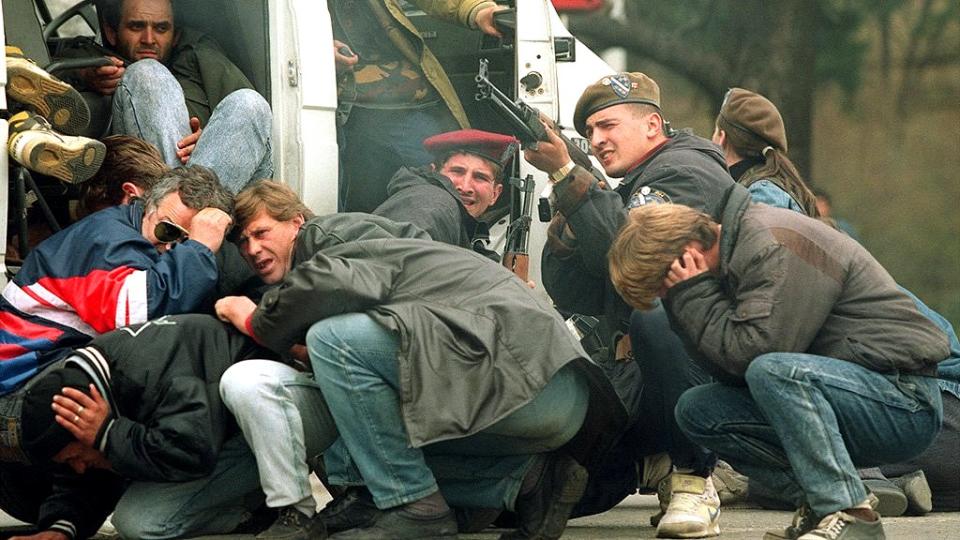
{"left": 567, "top": 12, "right": 731, "bottom": 97}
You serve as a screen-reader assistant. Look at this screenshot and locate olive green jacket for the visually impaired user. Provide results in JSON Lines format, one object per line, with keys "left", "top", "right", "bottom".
{"left": 250, "top": 214, "right": 624, "bottom": 448}
{"left": 169, "top": 28, "right": 254, "bottom": 125}
{"left": 363, "top": 0, "right": 498, "bottom": 128}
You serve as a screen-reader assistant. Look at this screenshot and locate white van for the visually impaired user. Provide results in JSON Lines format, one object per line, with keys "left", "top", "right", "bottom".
{"left": 0, "top": 0, "right": 615, "bottom": 290}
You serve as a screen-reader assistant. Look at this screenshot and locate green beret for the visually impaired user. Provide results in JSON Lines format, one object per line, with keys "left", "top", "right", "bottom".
{"left": 718, "top": 88, "right": 788, "bottom": 152}
{"left": 573, "top": 72, "right": 661, "bottom": 136}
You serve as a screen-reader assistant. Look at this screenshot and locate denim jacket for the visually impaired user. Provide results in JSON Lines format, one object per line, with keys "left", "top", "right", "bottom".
{"left": 904, "top": 288, "right": 960, "bottom": 398}
{"left": 747, "top": 179, "right": 806, "bottom": 214}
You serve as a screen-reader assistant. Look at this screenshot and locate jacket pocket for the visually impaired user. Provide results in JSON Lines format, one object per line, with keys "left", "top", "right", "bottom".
{"left": 729, "top": 299, "right": 773, "bottom": 322}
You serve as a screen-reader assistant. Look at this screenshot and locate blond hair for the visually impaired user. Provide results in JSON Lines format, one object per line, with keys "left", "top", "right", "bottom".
{"left": 234, "top": 180, "right": 315, "bottom": 230}
{"left": 608, "top": 204, "right": 718, "bottom": 310}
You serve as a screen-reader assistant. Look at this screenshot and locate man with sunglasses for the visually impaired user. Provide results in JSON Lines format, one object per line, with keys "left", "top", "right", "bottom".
{"left": 0, "top": 165, "right": 233, "bottom": 400}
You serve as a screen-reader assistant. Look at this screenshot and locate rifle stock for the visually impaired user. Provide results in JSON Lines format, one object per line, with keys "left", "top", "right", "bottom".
{"left": 503, "top": 252, "right": 530, "bottom": 282}
{"left": 502, "top": 175, "right": 535, "bottom": 281}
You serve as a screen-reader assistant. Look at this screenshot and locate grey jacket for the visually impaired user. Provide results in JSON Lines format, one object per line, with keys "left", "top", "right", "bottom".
{"left": 373, "top": 166, "right": 478, "bottom": 248}
{"left": 250, "top": 214, "right": 624, "bottom": 448}
{"left": 666, "top": 185, "right": 949, "bottom": 379}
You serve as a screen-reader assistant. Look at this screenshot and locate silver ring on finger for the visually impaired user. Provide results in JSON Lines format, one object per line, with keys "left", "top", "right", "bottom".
{"left": 73, "top": 414, "right": 79, "bottom": 423}
{"left": 77, "top": 405, "right": 84, "bottom": 414}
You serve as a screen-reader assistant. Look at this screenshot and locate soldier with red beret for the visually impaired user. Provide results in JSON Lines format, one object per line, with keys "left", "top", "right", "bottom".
{"left": 374, "top": 128, "right": 518, "bottom": 256}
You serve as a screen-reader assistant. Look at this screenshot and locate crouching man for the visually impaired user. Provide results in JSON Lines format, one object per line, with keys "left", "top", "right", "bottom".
{"left": 216, "top": 181, "right": 626, "bottom": 540}
{"left": 607, "top": 184, "right": 949, "bottom": 540}
{"left": 0, "top": 314, "right": 272, "bottom": 540}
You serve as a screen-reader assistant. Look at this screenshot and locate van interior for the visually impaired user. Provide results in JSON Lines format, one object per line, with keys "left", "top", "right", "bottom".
{"left": 3, "top": 0, "right": 523, "bottom": 271}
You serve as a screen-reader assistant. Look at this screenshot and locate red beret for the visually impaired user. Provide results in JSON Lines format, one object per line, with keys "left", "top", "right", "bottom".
{"left": 423, "top": 129, "right": 519, "bottom": 169}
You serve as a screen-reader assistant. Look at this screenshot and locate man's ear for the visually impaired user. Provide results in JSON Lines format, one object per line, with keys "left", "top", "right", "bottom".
{"left": 120, "top": 182, "right": 143, "bottom": 203}
{"left": 647, "top": 112, "right": 664, "bottom": 138}
{"left": 714, "top": 128, "right": 726, "bottom": 147}
{"left": 103, "top": 23, "right": 117, "bottom": 48}
{"left": 491, "top": 182, "right": 504, "bottom": 204}
{"left": 292, "top": 213, "right": 305, "bottom": 228}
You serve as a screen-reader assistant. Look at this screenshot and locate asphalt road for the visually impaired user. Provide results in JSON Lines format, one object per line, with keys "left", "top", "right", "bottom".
{"left": 4, "top": 492, "right": 958, "bottom": 539}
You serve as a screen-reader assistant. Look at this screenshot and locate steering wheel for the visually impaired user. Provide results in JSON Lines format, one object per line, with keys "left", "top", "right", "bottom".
{"left": 43, "top": 0, "right": 100, "bottom": 42}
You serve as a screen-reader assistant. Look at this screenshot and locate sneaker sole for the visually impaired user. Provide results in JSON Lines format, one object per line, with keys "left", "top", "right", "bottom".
{"left": 864, "top": 480, "right": 908, "bottom": 517}
{"left": 14, "top": 136, "right": 106, "bottom": 184}
{"left": 656, "top": 506, "right": 721, "bottom": 538}
{"left": 895, "top": 470, "right": 933, "bottom": 515}
{"left": 656, "top": 519, "right": 721, "bottom": 539}
{"left": 8, "top": 64, "right": 90, "bottom": 136}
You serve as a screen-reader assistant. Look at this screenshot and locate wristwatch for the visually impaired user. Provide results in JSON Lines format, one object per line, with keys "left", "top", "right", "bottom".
{"left": 549, "top": 160, "right": 576, "bottom": 184}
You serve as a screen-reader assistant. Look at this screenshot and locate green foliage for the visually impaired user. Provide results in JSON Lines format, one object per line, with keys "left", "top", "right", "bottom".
{"left": 814, "top": 0, "right": 870, "bottom": 100}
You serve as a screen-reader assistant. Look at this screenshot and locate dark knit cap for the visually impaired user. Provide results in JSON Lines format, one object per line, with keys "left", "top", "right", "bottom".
{"left": 717, "top": 88, "right": 788, "bottom": 152}
{"left": 21, "top": 365, "right": 93, "bottom": 463}
{"left": 573, "top": 72, "right": 661, "bottom": 136}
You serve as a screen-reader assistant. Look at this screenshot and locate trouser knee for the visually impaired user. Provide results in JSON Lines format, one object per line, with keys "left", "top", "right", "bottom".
{"left": 674, "top": 385, "right": 716, "bottom": 441}
{"left": 219, "top": 361, "right": 266, "bottom": 412}
{"left": 216, "top": 88, "right": 271, "bottom": 123}
{"left": 120, "top": 59, "right": 177, "bottom": 90}
{"left": 743, "top": 354, "right": 795, "bottom": 393}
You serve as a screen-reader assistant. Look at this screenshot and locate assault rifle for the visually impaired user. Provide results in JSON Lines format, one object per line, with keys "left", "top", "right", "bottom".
{"left": 502, "top": 174, "right": 536, "bottom": 281}
{"left": 475, "top": 59, "right": 606, "bottom": 221}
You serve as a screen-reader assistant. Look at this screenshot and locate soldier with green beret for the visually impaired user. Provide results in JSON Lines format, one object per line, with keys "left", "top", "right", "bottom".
{"left": 524, "top": 71, "right": 735, "bottom": 538}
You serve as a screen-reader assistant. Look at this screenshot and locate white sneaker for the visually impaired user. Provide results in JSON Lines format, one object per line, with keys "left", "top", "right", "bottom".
{"left": 655, "top": 474, "right": 721, "bottom": 538}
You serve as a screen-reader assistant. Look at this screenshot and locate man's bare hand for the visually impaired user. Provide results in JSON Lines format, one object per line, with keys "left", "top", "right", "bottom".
{"left": 333, "top": 40, "right": 359, "bottom": 73}
{"left": 81, "top": 56, "right": 125, "bottom": 95}
{"left": 11, "top": 531, "right": 70, "bottom": 540}
{"left": 523, "top": 123, "right": 572, "bottom": 174}
{"left": 176, "top": 117, "right": 202, "bottom": 164}
{"left": 663, "top": 248, "right": 709, "bottom": 290}
{"left": 52, "top": 384, "right": 110, "bottom": 447}
{"left": 475, "top": 5, "right": 508, "bottom": 37}
{"left": 215, "top": 296, "right": 257, "bottom": 335}
{"left": 188, "top": 208, "right": 233, "bottom": 253}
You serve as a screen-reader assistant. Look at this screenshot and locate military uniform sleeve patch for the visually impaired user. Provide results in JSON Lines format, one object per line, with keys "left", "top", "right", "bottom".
{"left": 627, "top": 186, "right": 672, "bottom": 209}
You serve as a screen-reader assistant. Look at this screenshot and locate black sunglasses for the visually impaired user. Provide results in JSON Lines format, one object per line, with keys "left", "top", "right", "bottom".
{"left": 154, "top": 219, "right": 190, "bottom": 244}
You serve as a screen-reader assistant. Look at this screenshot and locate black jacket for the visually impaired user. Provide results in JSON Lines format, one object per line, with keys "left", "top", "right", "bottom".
{"left": 34, "top": 314, "right": 270, "bottom": 539}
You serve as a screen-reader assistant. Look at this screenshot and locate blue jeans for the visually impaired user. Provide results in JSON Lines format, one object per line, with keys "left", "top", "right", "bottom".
{"left": 629, "top": 305, "right": 716, "bottom": 475}
{"left": 111, "top": 434, "right": 263, "bottom": 539}
{"left": 676, "top": 353, "right": 942, "bottom": 516}
{"left": 307, "top": 313, "right": 589, "bottom": 510}
{"left": 111, "top": 60, "right": 274, "bottom": 193}
{"left": 338, "top": 103, "right": 458, "bottom": 212}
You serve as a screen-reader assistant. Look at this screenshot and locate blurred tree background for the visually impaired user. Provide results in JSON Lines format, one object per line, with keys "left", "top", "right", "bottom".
{"left": 566, "top": 0, "right": 960, "bottom": 328}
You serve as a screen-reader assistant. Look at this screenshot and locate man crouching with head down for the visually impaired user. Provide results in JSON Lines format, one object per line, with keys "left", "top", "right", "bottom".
{"left": 608, "top": 185, "right": 949, "bottom": 540}
{"left": 216, "top": 180, "right": 628, "bottom": 540}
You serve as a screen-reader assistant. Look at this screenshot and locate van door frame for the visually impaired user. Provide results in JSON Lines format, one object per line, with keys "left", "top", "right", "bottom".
{"left": 1, "top": 7, "right": 10, "bottom": 288}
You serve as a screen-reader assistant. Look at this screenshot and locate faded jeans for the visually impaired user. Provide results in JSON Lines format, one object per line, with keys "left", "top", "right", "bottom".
{"left": 111, "top": 434, "right": 263, "bottom": 539}
{"left": 308, "top": 313, "right": 589, "bottom": 511}
{"left": 676, "top": 353, "right": 942, "bottom": 516}
{"left": 111, "top": 59, "right": 274, "bottom": 193}
{"left": 220, "top": 360, "right": 339, "bottom": 515}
